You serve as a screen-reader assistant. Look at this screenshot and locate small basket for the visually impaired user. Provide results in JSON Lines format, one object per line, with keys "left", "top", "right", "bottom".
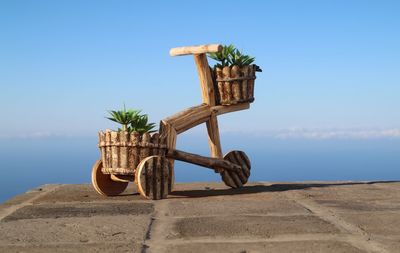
{"left": 98, "top": 130, "right": 166, "bottom": 175}
{"left": 211, "top": 64, "right": 259, "bottom": 105}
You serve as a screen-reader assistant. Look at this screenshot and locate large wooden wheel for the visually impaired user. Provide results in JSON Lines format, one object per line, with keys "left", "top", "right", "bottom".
{"left": 91, "top": 160, "right": 129, "bottom": 196}
{"left": 220, "top": 150, "right": 251, "bottom": 188}
{"left": 135, "top": 156, "right": 171, "bottom": 200}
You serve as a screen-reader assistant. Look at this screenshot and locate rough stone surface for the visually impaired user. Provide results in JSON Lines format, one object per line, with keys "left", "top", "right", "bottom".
{"left": 32, "top": 183, "right": 141, "bottom": 204}
{"left": 170, "top": 215, "right": 340, "bottom": 239}
{"left": 0, "top": 216, "right": 150, "bottom": 245}
{"left": 339, "top": 212, "right": 400, "bottom": 235}
{"left": 1, "top": 181, "right": 399, "bottom": 253}
{"left": 314, "top": 199, "right": 400, "bottom": 212}
{"left": 0, "top": 243, "right": 141, "bottom": 253}
{"left": 166, "top": 198, "right": 310, "bottom": 217}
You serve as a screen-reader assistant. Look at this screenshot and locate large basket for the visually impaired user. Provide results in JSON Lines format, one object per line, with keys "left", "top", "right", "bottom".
{"left": 212, "top": 64, "right": 258, "bottom": 105}
{"left": 98, "top": 130, "right": 167, "bottom": 175}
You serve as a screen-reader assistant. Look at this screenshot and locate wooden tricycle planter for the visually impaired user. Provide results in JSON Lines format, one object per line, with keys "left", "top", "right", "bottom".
{"left": 92, "top": 44, "right": 257, "bottom": 200}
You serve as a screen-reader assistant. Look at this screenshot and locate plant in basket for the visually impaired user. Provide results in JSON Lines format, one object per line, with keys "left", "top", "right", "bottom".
{"left": 208, "top": 45, "right": 262, "bottom": 105}
{"left": 98, "top": 105, "right": 165, "bottom": 175}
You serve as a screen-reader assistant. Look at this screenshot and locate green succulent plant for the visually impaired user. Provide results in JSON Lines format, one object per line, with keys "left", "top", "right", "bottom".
{"left": 130, "top": 114, "right": 156, "bottom": 135}
{"left": 229, "top": 49, "right": 255, "bottom": 67}
{"left": 107, "top": 105, "right": 156, "bottom": 134}
{"left": 208, "top": 44, "right": 261, "bottom": 71}
{"left": 208, "top": 44, "right": 236, "bottom": 68}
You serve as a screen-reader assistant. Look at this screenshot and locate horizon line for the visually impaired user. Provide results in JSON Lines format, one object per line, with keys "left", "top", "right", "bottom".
{"left": 1, "top": 127, "right": 400, "bottom": 140}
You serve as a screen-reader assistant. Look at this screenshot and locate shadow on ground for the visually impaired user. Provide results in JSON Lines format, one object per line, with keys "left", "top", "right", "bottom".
{"left": 170, "top": 181, "right": 400, "bottom": 198}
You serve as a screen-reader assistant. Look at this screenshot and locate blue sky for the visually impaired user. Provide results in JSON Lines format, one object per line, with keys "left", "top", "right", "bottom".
{"left": 1, "top": 0, "right": 399, "bottom": 139}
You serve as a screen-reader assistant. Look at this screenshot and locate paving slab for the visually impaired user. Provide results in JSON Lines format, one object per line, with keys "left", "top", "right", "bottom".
{"left": 2, "top": 202, "right": 153, "bottom": 221}
{"left": 165, "top": 241, "right": 366, "bottom": 253}
{"left": 314, "top": 199, "right": 400, "bottom": 212}
{"left": 339, "top": 212, "right": 400, "bottom": 236}
{"left": 287, "top": 181, "right": 400, "bottom": 201}
{"left": 32, "top": 184, "right": 141, "bottom": 203}
{"left": 165, "top": 198, "right": 310, "bottom": 217}
{"left": 0, "top": 216, "right": 150, "bottom": 247}
{"left": 0, "top": 242, "right": 140, "bottom": 253}
{"left": 168, "top": 215, "right": 341, "bottom": 239}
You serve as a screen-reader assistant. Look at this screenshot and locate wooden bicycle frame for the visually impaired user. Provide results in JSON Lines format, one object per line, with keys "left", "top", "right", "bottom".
{"left": 159, "top": 45, "right": 250, "bottom": 165}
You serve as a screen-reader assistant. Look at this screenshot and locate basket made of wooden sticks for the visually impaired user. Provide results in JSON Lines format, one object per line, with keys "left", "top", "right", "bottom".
{"left": 212, "top": 65, "right": 258, "bottom": 105}
{"left": 98, "top": 130, "right": 167, "bottom": 175}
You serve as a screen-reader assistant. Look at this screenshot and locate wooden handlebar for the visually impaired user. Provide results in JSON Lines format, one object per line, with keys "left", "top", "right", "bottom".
{"left": 170, "top": 44, "right": 222, "bottom": 56}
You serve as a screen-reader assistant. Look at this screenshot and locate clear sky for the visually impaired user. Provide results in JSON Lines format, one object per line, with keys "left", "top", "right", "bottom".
{"left": 1, "top": 0, "right": 399, "bottom": 139}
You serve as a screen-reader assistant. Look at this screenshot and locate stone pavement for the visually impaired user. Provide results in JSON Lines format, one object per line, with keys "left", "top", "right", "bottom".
{"left": 0, "top": 181, "right": 399, "bottom": 253}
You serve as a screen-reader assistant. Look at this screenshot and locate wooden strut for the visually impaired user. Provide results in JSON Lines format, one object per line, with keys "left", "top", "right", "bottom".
{"left": 167, "top": 149, "right": 241, "bottom": 172}
{"left": 162, "top": 103, "right": 250, "bottom": 135}
{"left": 194, "top": 53, "right": 222, "bottom": 166}
{"left": 159, "top": 121, "right": 176, "bottom": 193}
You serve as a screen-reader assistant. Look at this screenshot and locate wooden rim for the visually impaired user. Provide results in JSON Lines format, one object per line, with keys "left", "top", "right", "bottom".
{"left": 91, "top": 160, "right": 129, "bottom": 196}
{"left": 215, "top": 76, "right": 256, "bottom": 82}
{"left": 135, "top": 156, "right": 171, "bottom": 200}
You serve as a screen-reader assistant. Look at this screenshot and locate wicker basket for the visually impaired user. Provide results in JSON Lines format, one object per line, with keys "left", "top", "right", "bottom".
{"left": 98, "top": 130, "right": 166, "bottom": 175}
{"left": 212, "top": 64, "right": 258, "bottom": 105}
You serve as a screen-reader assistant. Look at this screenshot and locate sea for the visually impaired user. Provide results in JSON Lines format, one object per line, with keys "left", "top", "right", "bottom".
{"left": 1, "top": 133, "right": 399, "bottom": 203}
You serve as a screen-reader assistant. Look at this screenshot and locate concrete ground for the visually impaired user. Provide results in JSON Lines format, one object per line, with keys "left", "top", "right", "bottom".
{"left": 0, "top": 181, "right": 399, "bottom": 253}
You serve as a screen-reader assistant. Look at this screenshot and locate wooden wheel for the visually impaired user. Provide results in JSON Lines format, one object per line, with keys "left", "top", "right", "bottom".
{"left": 220, "top": 150, "right": 251, "bottom": 188}
{"left": 91, "top": 160, "right": 129, "bottom": 196}
{"left": 135, "top": 156, "right": 171, "bottom": 200}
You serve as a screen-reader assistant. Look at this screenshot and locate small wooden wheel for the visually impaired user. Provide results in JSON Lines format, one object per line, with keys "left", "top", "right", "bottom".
{"left": 135, "top": 156, "right": 171, "bottom": 200}
{"left": 220, "top": 150, "right": 251, "bottom": 188}
{"left": 91, "top": 160, "right": 129, "bottom": 196}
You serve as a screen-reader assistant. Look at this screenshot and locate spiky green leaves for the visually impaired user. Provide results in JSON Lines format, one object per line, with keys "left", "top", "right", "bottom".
{"left": 229, "top": 49, "right": 255, "bottom": 67}
{"left": 107, "top": 105, "right": 139, "bottom": 131}
{"left": 107, "top": 105, "right": 156, "bottom": 134}
{"left": 208, "top": 44, "right": 236, "bottom": 68}
{"left": 130, "top": 114, "right": 156, "bottom": 135}
{"left": 208, "top": 44, "right": 260, "bottom": 70}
